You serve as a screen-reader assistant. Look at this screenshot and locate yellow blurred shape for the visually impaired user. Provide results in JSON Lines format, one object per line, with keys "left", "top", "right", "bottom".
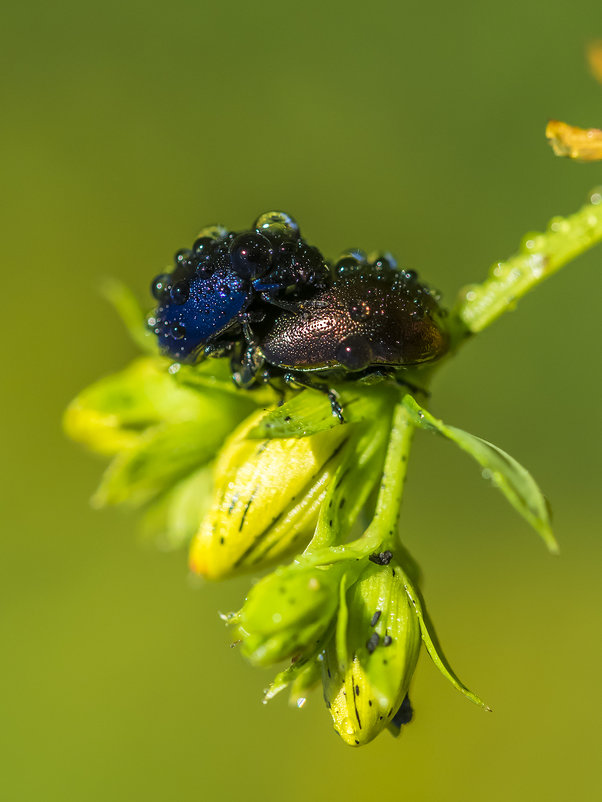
{"left": 587, "top": 40, "right": 602, "bottom": 85}
{"left": 546, "top": 119, "right": 602, "bottom": 161}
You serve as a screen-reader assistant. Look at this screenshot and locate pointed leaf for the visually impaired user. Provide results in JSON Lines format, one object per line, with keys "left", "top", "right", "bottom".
{"left": 403, "top": 395, "right": 558, "bottom": 553}
{"left": 395, "top": 559, "right": 490, "bottom": 710}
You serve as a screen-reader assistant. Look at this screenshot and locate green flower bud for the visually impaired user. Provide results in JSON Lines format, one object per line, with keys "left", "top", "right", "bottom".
{"left": 188, "top": 412, "right": 349, "bottom": 579}
{"left": 322, "top": 560, "right": 421, "bottom": 746}
{"left": 64, "top": 357, "right": 254, "bottom": 509}
{"left": 235, "top": 563, "right": 345, "bottom": 667}
{"left": 63, "top": 357, "right": 205, "bottom": 456}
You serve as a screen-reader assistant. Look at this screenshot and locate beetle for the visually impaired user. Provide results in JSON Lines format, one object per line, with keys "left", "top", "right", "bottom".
{"left": 150, "top": 212, "right": 330, "bottom": 362}
{"left": 230, "top": 261, "right": 449, "bottom": 417}
{"left": 150, "top": 213, "right": 450, "bottom": 419}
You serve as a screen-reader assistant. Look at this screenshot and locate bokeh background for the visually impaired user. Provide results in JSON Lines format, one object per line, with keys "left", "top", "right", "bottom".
{"left": 2, "top": 1, "right": 601, "bottom": 800}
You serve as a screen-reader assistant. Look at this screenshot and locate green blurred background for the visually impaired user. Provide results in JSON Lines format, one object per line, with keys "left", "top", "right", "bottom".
{"left": 2, "top": 1, "right": 601, "bottom": 799}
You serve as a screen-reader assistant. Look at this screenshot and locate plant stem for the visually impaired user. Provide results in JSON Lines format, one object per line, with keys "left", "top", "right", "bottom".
{"left": 449, "top": 195, "right": 602, "bottom": 339}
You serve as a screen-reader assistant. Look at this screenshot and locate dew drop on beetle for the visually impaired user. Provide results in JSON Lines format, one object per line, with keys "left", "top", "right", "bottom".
{"left": 230, "top": 233, "right": 273, "bottom": 279}
{"left": 254, "top": 211, "right": 300, "bottom": 241}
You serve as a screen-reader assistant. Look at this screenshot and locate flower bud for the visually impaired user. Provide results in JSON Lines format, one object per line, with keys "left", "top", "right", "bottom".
{"left": 235, "top": 563, "right": 344, "bottom": 666}
{"left": 63, "top": 357, "right": 205, "bottom": 456}
{"left": 64, "top": 357, "right": 252, "bottom": 509}
{"left": 322, "top": 560, "right": 421, "bottom": 746}
{"left": 189, "top": 413, "right": 349, "bottom": 579}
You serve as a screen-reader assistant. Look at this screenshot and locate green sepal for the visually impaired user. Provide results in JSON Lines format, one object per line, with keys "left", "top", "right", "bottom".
{"left": 174, "top": 360, "right": 276, "bottom": 405}
{"left": 247, "top": 384, "right": 396, "bottom": 439}
{"left": 101, "top": 278, "right": 156, "bottom": 354}
{"left": 263, "top": 624, "right": 333, "bottom": 706}
{"left": 308, "top": 416, "right": 390, "bottom": 551}
{"left": 394, "top": 550, "right": 490, "bottom": 710}
{"left": 140, "top": 464, "right": 214, "bottom": 551}
{"left": 93, "top": 388, "right": 247, "bottom": 508}
{"left": 403, "top": 395, "right": 558, "bottom": 553}
{"left": 63, "top": 357, "right": 211, "bottom": 456}
{"left": 235, "top": 563, "right": 345, "bottom": 667}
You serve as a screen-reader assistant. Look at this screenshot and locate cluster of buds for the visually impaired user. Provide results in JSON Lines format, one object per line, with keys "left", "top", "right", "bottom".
{"left": 63, "top": 43, "right": 602, "bottom": 744}
{"left": 66, "top": 282, "right": 562, "bottom": 743}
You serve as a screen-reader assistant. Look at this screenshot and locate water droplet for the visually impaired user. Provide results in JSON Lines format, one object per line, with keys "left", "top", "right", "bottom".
{"left": 230, "top": 232, "right": 272, "bottom": 279}
{"left": 493, "top": 263, "right": 504, "bottom": 277}
{"left": 296, "top": 697, "right": 307, "bottom": 708}
{"left": 465, "top": 290, "right": 477, "bottom": 302}
{"left": 253, "top": 210, "right": 300, "bottom": 240}
{"left": 520, "top": 232, "right": 544, "bottom": 252}
{"left": 192, "top": 236, "right": 216, "bottom": 257}
{"left": 171, "top": 323, "right": 186, "bottom": 340}
{"left": 529, "top": 253, "right": 545, "bottom": 278}
{"left": 170, "top": 281, "right": 190, "bottom": 305}
{"left": 369, "top": 252, "right": 397, "bottom": 272}
{"left": 174, "top": 248, "right": 192, "bottom": 265}
{"left": 196, "top": 224, "right": 229, "bottom": 241}
{"left": 335, "top": 249, "right": 367, "bottom": 275}
{"left": 150, "top": 273, "right": 171, "bottom": 301}
{"left": 589, "top": 186, "right": 602, "bottom": 205}
{"left": 548, "top": 216, "right": 569, "bottom": 234}
{"left": 168, "top": 362, "right": 181, "bottom": 375}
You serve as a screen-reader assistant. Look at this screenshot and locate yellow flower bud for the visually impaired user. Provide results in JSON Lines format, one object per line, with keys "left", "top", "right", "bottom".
{"left": 323, "top": 561, "right": 421, "bottom": 746}
{"left": 189, "top": 411, "right": 349, "bottom": 579}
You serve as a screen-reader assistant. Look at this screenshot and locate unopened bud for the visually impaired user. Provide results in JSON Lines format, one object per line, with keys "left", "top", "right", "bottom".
{"left": 322, "top": 560, "right": 421, "bottom": 746}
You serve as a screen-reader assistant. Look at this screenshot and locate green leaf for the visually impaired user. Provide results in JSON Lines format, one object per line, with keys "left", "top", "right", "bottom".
{"left": 403, "top": 395, "right": 558, "bottom": 553}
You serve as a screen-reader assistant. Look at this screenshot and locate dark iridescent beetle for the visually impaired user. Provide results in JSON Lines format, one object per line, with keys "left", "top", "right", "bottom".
{"left": 150, "top": 212, "right": 330, "bottom": 362}
{"left": 150, "top": 211, "right": 449, "bottom": 418}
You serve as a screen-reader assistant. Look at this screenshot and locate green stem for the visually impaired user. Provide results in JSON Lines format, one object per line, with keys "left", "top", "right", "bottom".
{"left": 450, "top": 195, "right": 602, "bottom": 339}
{"left": 301, "top": 398, "right": 415, "bottom": 565}
{"left": 370, "top": 400, "right": 415, "bottom": 551}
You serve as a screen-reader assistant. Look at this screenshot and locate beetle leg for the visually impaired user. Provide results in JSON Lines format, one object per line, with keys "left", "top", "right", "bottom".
{"left": 241, "top": 308, "right": 266, "bottom": 324}
{"left": 282, "top": 372, "right": 345, "bottom": 424}
{"left": 231, "top": 339, "right": 266, "bottom": 389}
{"left": 257, "top": 292, "right": 305, "bottom": 314}
{"left": 392, "top": 375, "right": 430, "bottom": 398}
{"left": 201, "top": 340, "right": 238, "bottom": 360}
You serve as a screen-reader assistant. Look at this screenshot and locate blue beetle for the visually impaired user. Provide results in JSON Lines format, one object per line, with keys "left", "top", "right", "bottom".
{"left": 150, "top": 212, "right": 330, "bottom": 362}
